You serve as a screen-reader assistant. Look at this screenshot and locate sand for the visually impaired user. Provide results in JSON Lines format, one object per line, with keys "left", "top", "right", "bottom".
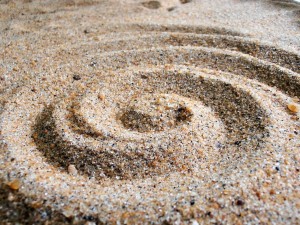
{"left": 0, "top": 0, "right": 299, "bottom": 224}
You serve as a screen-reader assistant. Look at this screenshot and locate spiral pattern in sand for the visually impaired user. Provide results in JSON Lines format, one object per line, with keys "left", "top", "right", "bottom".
{"left": 0, "top": 24, "right": 299, "bottom": 224}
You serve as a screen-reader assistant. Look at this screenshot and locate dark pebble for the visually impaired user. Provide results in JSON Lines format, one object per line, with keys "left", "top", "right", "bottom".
{"left": 73, "top": 75, "right": 81, "bottom": 80}
{"left": 236, "top": 199, "right": 245, "bottom": 206}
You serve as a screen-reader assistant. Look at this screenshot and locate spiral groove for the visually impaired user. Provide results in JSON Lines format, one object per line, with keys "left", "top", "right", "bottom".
{"left": 0, "top": 23, "right": 299, "bottom": 223}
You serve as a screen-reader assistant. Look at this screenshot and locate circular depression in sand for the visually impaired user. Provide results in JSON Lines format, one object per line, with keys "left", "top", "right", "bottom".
{"left": 0, "top": 24, "right": 299, "bottom": 223}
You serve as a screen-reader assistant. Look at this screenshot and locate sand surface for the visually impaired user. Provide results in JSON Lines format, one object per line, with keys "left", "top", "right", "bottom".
{"left": 0, "top": 0, "right": 300, "bottom": 224}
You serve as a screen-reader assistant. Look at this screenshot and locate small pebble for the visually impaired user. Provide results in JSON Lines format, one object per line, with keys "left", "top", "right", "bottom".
{"left": 236, "top": 199, "right": 245, "bottom": 206}
{"left": 98, "top": 93, "right": 105, "bottom": 101}
{"left": 167, "top": 7, "right": 176, "bottom": 11}
{"left": 68, "top": 165, "right": 78, "bottom": 176}
{"left": 8, "top": 179, "right": 21, "bottom": 190}
{"left": 7, "top": 192, "right": 14, "bottom": 201}
{"left": 287, "top": 103, "right": 299, "bottom": 113}
{"left": 73, "top": 75, "right": 81, "bottom": 81}
{"left": 142, "top": 1, "right": 161, "bottom": 9}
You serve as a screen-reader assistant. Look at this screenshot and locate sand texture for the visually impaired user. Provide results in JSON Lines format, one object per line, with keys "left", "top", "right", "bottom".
{"left": 0, "top": 0, "right": 300, "bottom": 224}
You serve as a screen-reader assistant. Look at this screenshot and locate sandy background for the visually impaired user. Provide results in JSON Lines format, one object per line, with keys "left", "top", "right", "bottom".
{"left": 0, "top": 0, "right": 299, "bottom": 224}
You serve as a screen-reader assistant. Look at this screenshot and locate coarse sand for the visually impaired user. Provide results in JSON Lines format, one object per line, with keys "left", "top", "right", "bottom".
{"left": 0, "top": 0, "right": 299, "bottom": 224}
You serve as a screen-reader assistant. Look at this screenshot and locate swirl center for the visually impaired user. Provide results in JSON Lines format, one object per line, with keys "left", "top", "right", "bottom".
{"left": 119, "top": 94, "right": 193, "bottom": 132}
